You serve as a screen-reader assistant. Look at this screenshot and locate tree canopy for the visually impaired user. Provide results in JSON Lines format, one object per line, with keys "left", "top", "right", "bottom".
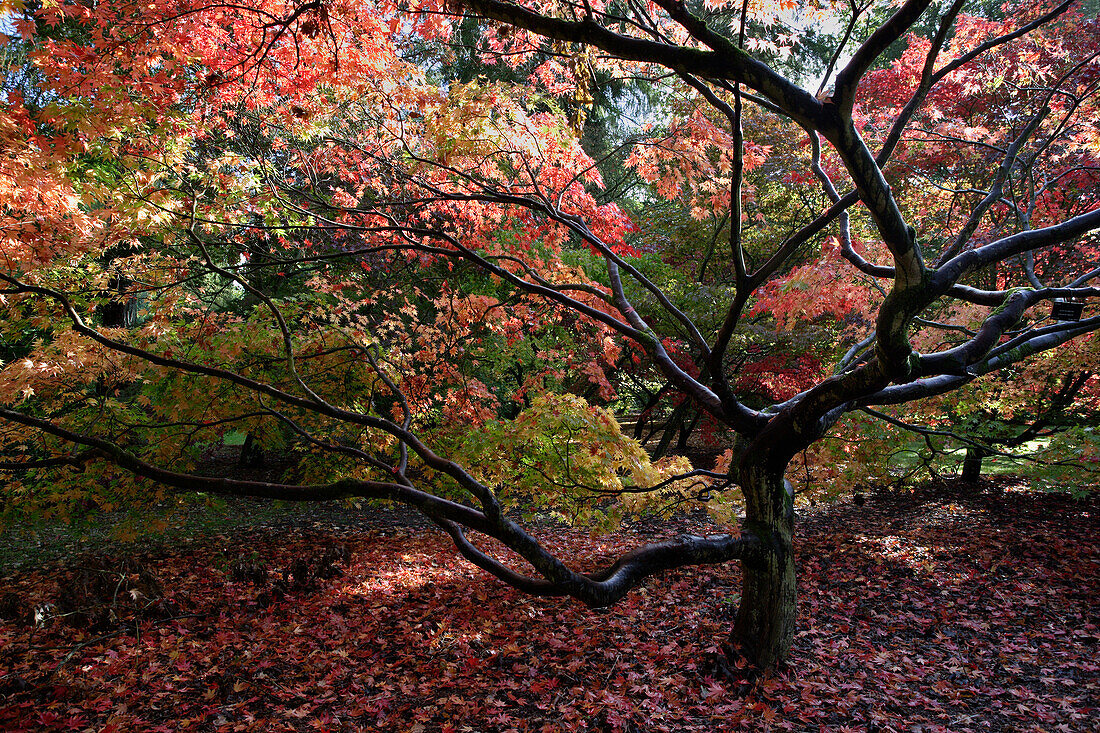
{"left": 1, "top": 0, "right": 1098, "bottom": 669}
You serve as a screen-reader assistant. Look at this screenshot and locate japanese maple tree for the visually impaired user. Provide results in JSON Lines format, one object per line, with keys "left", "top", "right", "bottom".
{"left": 2, "top": 0, "right": 1099, "bottom": 670}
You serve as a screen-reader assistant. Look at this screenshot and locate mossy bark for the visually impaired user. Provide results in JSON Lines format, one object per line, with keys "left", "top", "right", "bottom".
{"left": 731, "top": 459, "right": 797, "bottom": 669}
{"left": 731, "top": 524, "right": 796, "bottom": 669}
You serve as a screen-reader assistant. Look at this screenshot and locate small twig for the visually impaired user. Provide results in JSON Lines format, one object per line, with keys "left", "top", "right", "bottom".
{"left": 42, "top": 612, "right": 208, "bottom": 682}
{"left": 602, "top": 653, "right": 620, "bottom": 685}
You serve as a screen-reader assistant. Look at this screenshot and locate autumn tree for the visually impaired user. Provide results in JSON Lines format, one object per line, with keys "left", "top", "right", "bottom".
{"left": 2, "top": 0, "right": 1099, "bottom": 670}
{"left": 767, "top": 2, "right": 1100, "bottom": 488}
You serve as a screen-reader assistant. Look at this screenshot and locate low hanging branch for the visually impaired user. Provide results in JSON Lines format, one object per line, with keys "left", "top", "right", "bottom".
{"left": 1, "top": 0, "right": 1097, "bottom": 672}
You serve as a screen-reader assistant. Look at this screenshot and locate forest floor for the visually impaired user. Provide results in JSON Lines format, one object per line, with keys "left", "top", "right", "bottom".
{"left": 0, "top": 477, "right": 1097, "bottom": 732}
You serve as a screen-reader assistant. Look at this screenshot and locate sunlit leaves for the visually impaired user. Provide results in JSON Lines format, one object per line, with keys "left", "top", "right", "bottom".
{"left": 455, "top": 392, "right": 694, "bottom": 528}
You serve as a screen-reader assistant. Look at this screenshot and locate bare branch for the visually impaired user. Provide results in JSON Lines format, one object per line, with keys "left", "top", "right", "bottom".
{"left": 833, "top": 0, "right": 935, "bottom": 113}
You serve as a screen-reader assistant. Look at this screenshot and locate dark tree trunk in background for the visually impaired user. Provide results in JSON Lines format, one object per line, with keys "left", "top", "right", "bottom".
{"left": 98, "top": 277, "right": 138, "bottom": 328}
{"left": 961, "top": 446, "right": 987, "bottom": 482}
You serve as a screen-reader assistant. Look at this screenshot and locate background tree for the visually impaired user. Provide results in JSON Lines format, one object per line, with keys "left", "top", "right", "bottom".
{"left": 1, "top": 0, "right": 1099, "bottom": 670}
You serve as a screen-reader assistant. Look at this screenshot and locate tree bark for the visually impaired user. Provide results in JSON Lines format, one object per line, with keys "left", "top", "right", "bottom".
{"left": 98, "top": 276, "right": 138, "bottom": 328}
{"left": 730, "top": 460, "right": 797, "bottom": 669}
{"left": 961, "top": 446, "right": 986, "bottom": 482}
{"left": 731, "top": 528, "right": 796, "bottom": 669}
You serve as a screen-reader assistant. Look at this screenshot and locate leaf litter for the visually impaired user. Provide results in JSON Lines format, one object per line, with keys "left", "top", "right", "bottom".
{"left": 0, "top": 478, "right": 1096, "bottom": 731}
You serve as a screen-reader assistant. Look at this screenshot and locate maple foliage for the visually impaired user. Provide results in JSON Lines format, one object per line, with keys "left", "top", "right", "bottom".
{"left": 1, "top": 0, "right": 1100, "bottom": 674}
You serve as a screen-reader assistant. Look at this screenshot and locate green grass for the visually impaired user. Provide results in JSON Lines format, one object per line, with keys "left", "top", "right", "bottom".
{"left": 222, "top": 431, "right": 248, "bottom": 447}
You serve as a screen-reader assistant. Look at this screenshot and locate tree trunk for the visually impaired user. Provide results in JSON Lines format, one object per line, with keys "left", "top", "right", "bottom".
{"left": 730, "top": 463, "right": 797, "bottom": 669}
{"left": 98, "top": 276, "right": 138, "bottom": 328}
{"left": 731, "top": 528, "right": 796, "bottom": 669}
{"left": 961, "top": 446, "right": 985, "bottom": 482}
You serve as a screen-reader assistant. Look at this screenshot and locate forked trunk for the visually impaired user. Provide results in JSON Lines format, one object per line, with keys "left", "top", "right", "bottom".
{"left": 730, "top": 461, "right": 797, "bottom": 670}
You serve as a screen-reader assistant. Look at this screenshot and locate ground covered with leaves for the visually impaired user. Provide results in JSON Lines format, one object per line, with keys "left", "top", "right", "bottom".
{"left": 1, "top": 478, "right": 1097, "bottom": 732}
